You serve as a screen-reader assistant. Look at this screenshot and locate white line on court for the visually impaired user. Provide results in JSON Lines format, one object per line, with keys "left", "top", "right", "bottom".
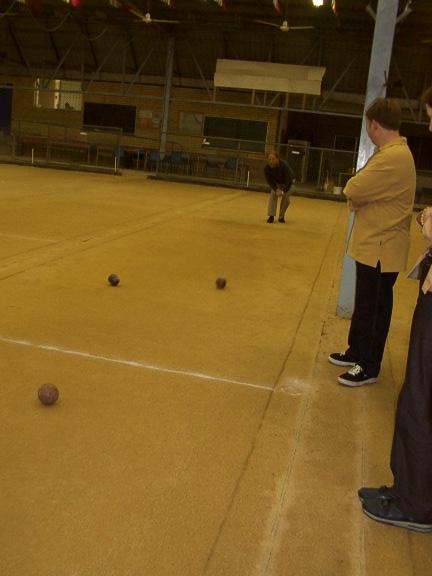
{"left": 0, "top": 335, "right": 272, "bottom": 392}
{"left": 0, "top": 233, "right": 56, "bottom": 243}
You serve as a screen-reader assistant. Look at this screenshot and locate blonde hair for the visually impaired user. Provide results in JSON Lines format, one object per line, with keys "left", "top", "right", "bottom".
{"left": 267, "top": 150, "right": 279, "bottom": 159}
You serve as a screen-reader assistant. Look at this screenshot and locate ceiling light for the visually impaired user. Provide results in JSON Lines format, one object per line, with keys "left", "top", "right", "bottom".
{"left": 312, "top": 0, "right": 324, "bottom": 7}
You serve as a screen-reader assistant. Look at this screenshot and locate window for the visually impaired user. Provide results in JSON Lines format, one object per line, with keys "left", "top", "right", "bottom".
{"left": 33, "top": 79, "right": 83, "bottom": 111}
{"left": 203, "top": 116, "right": 267, "bottom": 152}
{"left": 83, "top": 102, "right": 136, "bottom": 134}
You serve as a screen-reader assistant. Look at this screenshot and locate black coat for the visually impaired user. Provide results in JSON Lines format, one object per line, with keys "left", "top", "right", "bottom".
{"left": 264, "top": 159, "right": 294, "bottom": 191}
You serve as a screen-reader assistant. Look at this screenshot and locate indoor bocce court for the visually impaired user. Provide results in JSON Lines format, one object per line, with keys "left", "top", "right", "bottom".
{"left": 1, "top": 0, "right": 432, "bottom": 575}
{"left": 0, "top": 164, "right": 431, "bottom": 575}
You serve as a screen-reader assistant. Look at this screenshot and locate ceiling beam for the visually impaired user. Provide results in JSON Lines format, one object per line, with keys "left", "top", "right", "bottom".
{"left": 124, "top": 47, "right": 155, "bottom": 93}
{"left": 186, "top": 39, "right": 212, "bottom": 99}
{"left": 85, "top": 37, "right": 129, "bottom": 91}
{"left": 48, "top": 32, "right": 61, "bottom": 66}
{"left": 128, "top": 31, "right": 139, "bottom": 73}
{"left": 6, "top": 20, "right": 33, "bottom": 77}
{"left": 43, "top": 40, "right": 78, "bottom": 88}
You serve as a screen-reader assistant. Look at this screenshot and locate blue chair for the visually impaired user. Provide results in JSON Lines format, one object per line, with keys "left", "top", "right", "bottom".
{"left": 222, "top": 157, "right": 239, "bottom": 179}
{"left": 204, "top": 156, "right": 221, "bottom": 177}
{"left": 146, "top": 150, "right": 160, "bottom": 171}
{"left": 169, "top": 151, "right": 189, "bottom": 174}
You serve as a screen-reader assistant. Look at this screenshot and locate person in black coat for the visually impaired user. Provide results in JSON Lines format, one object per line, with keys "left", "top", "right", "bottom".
{"left": 264, "top": 151, "right": 294, "bottom": 223}
{"left": 358, "top": 87, "right": 432, "bottom": 533}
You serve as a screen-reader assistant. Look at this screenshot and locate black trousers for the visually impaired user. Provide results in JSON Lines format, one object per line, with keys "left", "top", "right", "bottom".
{"left": 346, "top": 261, "right": 398, "bottom": 376}
{"left": 391, "top": 254, "right": 432, "bottom": 523}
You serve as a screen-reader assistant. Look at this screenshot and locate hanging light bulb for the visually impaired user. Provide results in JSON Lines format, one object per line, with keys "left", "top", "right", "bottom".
{"left": 61, "top": 0, "right": 81, "bottom": 6}
{"left": 312, "top": 0, "right": 324, "bottom": 7}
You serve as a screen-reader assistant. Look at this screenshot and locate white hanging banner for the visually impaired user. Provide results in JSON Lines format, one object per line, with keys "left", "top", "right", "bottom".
{"left": 215, "top": 59, "right": 326, "bottom": 95}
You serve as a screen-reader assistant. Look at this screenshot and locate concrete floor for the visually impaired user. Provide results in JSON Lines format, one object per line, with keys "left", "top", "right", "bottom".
{"left": 0, "top": 165, "right": 430, "bottom": 576}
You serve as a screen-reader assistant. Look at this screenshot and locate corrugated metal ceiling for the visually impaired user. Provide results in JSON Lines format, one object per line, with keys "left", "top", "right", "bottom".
{"left": 0, "top": 0, "right": 431, "bottom": 97}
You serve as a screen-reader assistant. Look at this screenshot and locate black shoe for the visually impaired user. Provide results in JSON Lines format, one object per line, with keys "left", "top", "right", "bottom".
{"left": 358, "top": 485, "right": 395, "bottom": 503}
{"left": 278, "top": 217, "right": 285, "bottom": 223}
{"left": 328, "top": 351, "right": 357, "bottom": 367}
{"left": 362, "top": 498, "right": 432, "bottom": 533}
{"left": 267, "top": 216, "right": 274, "bottom": 223}
{"left": 338, "top": 364, "right": 377, "bottom": 387}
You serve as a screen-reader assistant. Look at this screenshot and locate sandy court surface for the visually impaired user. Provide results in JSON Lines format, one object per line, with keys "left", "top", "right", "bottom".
{"left": 0, "top": 164, "right": 430, "bottom": 576}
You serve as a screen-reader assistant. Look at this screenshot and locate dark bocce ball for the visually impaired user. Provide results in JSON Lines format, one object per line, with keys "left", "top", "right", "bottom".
{"left": 216, "top": 277, "right": 227, "bottom": 289}
{"left": 38, "top": 384, "right": 59, "bottom": 406}
{"left": 108, "top": 274, "right": 120, "bottom": 287}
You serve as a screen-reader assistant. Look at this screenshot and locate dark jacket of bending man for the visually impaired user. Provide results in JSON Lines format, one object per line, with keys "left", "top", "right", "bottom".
{"left": 264, "top": 151, "right": 294, "bottom": 224}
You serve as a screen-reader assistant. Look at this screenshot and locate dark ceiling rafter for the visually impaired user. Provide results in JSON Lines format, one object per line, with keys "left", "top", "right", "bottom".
{"left": 48, "top": 30, "right": 61, "bottom": 65}
{"left": 127, "top": 30, "right": 139, "bottom": 73}
{"left": 0, "top": 0, "right": 428, "bottom": 38}
{"left": 26, "top": 9, "right": 71, "bottom": 33}
{"left": 84, "top": 36, "right": 130, "bottom": 90}
{"left": 299, "top": 38, "right": 321, "bottom": 66}
{"left": 77, "top": 19, "right": 100, "bottom": 70}
{"left": 185, "top": 38, "right": 212, "bottom": 98}
{"left": 124, "top": 45, "right": 156, "bottom": 93}
{"left": 0, "top": 0, "right": 431, "bottom": 107}
{"left": 6, "top": 18, "right": 33, "bottom": 76}
{"left": 42, "top": 38, "right": 79, "bottom": 87}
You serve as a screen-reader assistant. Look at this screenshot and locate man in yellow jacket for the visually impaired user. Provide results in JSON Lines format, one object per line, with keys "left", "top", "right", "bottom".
{"left": 358, "top": 89, "right": 432, "bottom": 533}
{"left": 329, "top": 98, "right": 416, "bottom": 386}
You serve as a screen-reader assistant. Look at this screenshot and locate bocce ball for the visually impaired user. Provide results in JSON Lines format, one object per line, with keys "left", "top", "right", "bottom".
{"left": 108, "top": 274, "right": 120, "bottom": 286}
{"left": 216, "top": 277, "right": 227, "bottom": 289}
{"left": 38, "top": 383, "right": 59, "bottom": 406}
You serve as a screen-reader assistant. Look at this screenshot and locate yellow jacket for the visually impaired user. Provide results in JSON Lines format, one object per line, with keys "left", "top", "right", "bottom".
{"left": 344, "top": 136, "right": 416, "bottom": 272}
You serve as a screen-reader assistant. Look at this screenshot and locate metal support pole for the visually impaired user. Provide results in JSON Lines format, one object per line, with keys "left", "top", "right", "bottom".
{"left": 336, "top": 0, "right": 399, "bottom": 318}
{"left": 159, "top": 36, "right": 175, "bottom": 161}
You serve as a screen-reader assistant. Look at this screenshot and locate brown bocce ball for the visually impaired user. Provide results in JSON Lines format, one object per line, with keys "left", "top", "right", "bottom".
{"left": 108, "top": 274, "right": 120, "bottom": 287}
{"left": 38, "top": 383, "right": 59, "bottom": 406}
{"left": 216, "top": 277, "right": 227, "bottom": 289}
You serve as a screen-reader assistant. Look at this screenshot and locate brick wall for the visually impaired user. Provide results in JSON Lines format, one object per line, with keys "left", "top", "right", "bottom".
{"left": 1, "top": 74, "right": 279, "bottom": 157}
